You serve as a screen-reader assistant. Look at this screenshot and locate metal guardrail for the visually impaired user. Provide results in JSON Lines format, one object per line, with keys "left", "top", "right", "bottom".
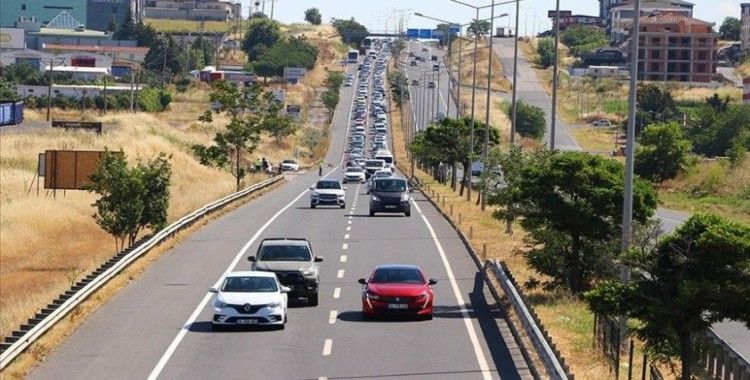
{"left": 489, "top": 259, "right": 570, "bottom": 380}
{"left": 0, "top": 175, "right": 283, "bottom": 369}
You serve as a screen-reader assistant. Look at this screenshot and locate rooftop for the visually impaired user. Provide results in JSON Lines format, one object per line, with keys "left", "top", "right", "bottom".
{"left": 34, "top": 28, "right": 108, "bottom": 38}
{"left": 41, "top": 44, "right": 149, "bottom": 54}
{"left": 639, "top": 12, "right": 714, "bottom": 26}
{"left": 610, "top": 1, "right": 693, "bottom": 11}
{"left": 43, "top": 66, "right": 109, "bottom": 74}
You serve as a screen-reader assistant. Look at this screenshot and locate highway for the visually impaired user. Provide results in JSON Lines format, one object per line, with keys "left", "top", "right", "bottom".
{"left": 27, "top": 53, "right": 530, "bottom": 379}
{"left": 403, "top": 41, "right": 457, "bottom": 131}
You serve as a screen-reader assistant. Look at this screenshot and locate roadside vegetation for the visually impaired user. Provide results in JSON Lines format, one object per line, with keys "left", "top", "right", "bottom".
{"left": 0, "top": 19, "right": 346, "bottom": 355}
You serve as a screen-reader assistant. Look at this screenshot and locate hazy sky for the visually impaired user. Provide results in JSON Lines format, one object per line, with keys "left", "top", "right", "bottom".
{"left": 243, "top": 0, "right": 740, "bottom": 36}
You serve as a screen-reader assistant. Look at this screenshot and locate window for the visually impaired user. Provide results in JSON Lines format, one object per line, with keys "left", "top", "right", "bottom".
{"left": 651, "top": 37, "right": 660, "bottom": 45}
{"left": 681, "top": 51, "right": 689, "bottom": 60}
{"left": 638, "top": 49, "right": 644, "bottom": 59}
{"left": 21, "top": 4, "right": 26, "bottom": 10}
{"left": 650, "top": 62, "right": 660, "bottom": 72}
{"left": 696, "top": 63, "right": 706, "bottom": 72}
{"left": 651, "top": 50, "right": 660, "bottom": 59}
{"left": 697, "top": 51, "right": 707, "bottom": 60}
{"left": 668, "top": 50, "right": 676, "bottom": 60}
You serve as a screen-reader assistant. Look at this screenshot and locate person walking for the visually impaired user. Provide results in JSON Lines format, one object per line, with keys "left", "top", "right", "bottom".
{"left": 318, "top": 160, "right": 323, "bottom": 176}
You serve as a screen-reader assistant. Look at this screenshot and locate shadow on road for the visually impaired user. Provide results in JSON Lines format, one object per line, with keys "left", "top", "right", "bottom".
{"left": 336, "top": 310, "right": 429, "bottom": 323}
{"left": 187, "top": 321, "right": 282, "bottom": 333}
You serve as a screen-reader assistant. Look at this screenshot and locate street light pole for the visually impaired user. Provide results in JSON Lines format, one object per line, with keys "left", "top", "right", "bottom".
{"left": 467, "top": 7, "right": 479, "bottom": 202}
{"left": 510, "top": 0, "right": 520, "bottom": 145}
{"left": 550, "top": 0, "right": 561, "bottom": 150}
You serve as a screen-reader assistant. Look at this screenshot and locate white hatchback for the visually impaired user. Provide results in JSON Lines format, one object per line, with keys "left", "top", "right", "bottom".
{"left": 210, "top": 271, "right": 289, "bottom": 330}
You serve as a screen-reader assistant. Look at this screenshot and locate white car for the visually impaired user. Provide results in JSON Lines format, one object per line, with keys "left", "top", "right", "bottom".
{"left": 280, "top": 159, "right": 300, "bottom": 172}
{"left": 310, "top": 179, "right": 347, "bottom": 208}
{"left": 343, "top": 166, "right": 366, "bottom": 183}
{"left": 210, "top": 271, "right": 289, "bottom": 330}
{"left": 592, "top": 119, "right": 611, "bottom": 127}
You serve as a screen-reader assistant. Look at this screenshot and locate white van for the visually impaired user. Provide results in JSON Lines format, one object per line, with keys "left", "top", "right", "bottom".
{"left": 374, "top": 150, "right": 394, "bottom": 169}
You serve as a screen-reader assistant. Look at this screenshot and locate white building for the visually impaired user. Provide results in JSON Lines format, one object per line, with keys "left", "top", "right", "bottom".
{"left": 145, "top": 0, "right": 241, "bottom": 21}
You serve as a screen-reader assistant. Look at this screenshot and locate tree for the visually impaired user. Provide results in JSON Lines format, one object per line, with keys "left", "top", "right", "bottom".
{"left": 388, "top": 70, "right": 409, "bottom": 105}
{"left": 586, "top": 214, "right": 750, "bottom": 380}
{"left": 687, "top": 103, "right": 750, "bottom": 157}
{"left": 331, "top": 18, "right": 369, "bottom": 47}
{"left": 560, "top": 25, "right": 609, "bottom": 56}
{"left": 507, "top": 100, "right": 546, "bottom": 139}
{"left": 719, "top": 17, "right": 741, "bottom": 41}
{"left": 467, "top": 19, "right": 491, "bottom": 39}
{"left": 435, "top": 23, "right": 458, "bottom": 47}
{"left": 85, "top": 151, "right": 172, "bottom": 249}
{"left": 242, "top": 18, "right": 282, "bottom": 61}
{"left": 304, "top": 8, "right": 322, "bottom": 25}
{"left": 536, "top": 38, "right": 555, "bottom": 68}
{"left": 113, "top": 8, "right": 136, "bottom": 40}
{"left": 321, "top": 70, "right": 344, "bottom": 118}
{"left": 264, "top": 114, "right": 297, "bottom": 145}
{"left": 250, "top": 36, "right": 319, "bottom": 78}
{"left": 635, "top": 122, "right": 694, "bottom": 182}
{"left": 626, "top": 83, "right": 680, "bottom": 136}
{"left": 144, "top": 35, "right": 187, "bottom": 81}
{"left": 497, "top": 151, "right": 657, "bottom": 293}
{"left": 192, "top": 81, "right": 281, "bottom": 190}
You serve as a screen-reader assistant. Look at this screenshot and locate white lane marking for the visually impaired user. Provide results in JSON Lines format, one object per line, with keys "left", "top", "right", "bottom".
{"left": 333, "top": 287, "right": 341, "bottom": 299}
{"left": 411, "top": 200, "right": 492, "bottom": 380}
{"left": 337, "top": 269, "right": 345, "bottom": 279}
{"left": 349, "top": 210, "right": 354, "bottom": 215}
{"left": 328, "top": 310, "right": 338, "bottom": 324}
{"left": 348, "top": 220, "right": 352, "bottom": 225}
{"left": 340, "top": 255, "right": 347, "bottom": 263}
{"left": 342, "top": 243, "right": 348, "bottom": 250}
{"left": 344, "top": 234, "right": 350, "bottom": 240}
{"left": 322, "top": 339, "right": 333, "bottom": 356}
{"left": 318, "top": 377, "right": 328, "bottom": 380}
{"left": 348, "top": 215, "right": 353, "bottom": 219}
{"left": 346, "top": 226, "right": 351, "bottom": 231}
{"left": 148, "top": 66, "right": 358, "bottom": 380}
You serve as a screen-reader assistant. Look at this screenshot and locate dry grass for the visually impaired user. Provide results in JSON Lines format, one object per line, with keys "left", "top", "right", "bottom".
{"left": 391, "top": 83, "right": 645, "bottom": 379}
{"left": 671, "top": 85, "right": 741, "bottom": 103}
{"left": 450, "top": 39, "right": 512, "bottom": 93}
{"left": 569, "top": 126, "right": 620, "bottom": 154}
{"left": 0, "top": 180, "right": 282, "bottom": 380}
{"left": 145, "top": 18, "right": 232, "bottom": 33}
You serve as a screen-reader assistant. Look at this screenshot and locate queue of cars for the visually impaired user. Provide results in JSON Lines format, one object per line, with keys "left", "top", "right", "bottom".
{"left": 210, "top": 40, "right": 435, "bottom": 331}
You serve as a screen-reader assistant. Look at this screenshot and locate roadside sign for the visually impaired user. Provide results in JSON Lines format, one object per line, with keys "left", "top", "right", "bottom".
{"left": 431, "top": 30, "right": 444, "bottom": 38}
{"left": 449, "top": 26, "right": 460, "bottom": 34}
{"left": 419, "top": 29, "right": 432, "bottom": 39}
{"left": 406, "top": 29, "right": 419, "bottom": 38}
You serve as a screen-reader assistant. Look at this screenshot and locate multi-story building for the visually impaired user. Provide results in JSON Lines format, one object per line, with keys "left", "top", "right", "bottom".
{"left": 144, "top": 0, "right": 241, "bottom": 21}
{"left": 609, "top": 1, "right": 694, "bottom": 43}
{"left": 0, "top": 0, "right": 142, "bottom": 32}
{"left": 86, "top": 0, "right": 144, "bottom": 32}
{"left": 634, "top": 11, "right": 717, "bottom": 83}
{"left": 547, "top": 10, "right": 604, "bottom": 31}
{"left": 742, "top": 3, "right": 750, "bottom": 55}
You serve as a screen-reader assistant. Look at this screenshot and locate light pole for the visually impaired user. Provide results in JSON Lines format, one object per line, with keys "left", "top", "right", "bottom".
{"left": 510, "top": 0, "right": 520, "bottom": 145}
{"left": 550, "top": 0, "right": 561, "bottom": 150}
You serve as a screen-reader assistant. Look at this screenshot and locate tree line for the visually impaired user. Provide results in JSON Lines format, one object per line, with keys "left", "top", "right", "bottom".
{"left": 242, "top": 19, "right": 319, "bottom": 79}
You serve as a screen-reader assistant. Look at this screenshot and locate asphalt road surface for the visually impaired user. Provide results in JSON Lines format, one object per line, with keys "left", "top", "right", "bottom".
{"left": 28, "top": 57, "right": 531, "bottom": 380}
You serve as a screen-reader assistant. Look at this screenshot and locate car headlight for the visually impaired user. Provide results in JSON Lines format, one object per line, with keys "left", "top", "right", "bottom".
{"left": 338, "top": 193, "right": 345, "bottom": 198}
{"left": 371, "top": 195, "right": 380, "bottom": 202}
{"left": 366, "top": 291, "right": 381, "bottom": 300}
{"left": 415, "top": 292, "right": 428, "bottom": 300}
{"left": 301, "top": 268, "right": 318, "bottom": 277}
{"left": 267, "top": 301, "right": 282, "bottom": 309}
{"left": 311, "top": 191, "right": 319, "bottom": 197}
{"left": 401, "top": 194, "right": 411, "bottom": 202}
{"left": 214, "top": 299, "right": 228, "bottom": 308}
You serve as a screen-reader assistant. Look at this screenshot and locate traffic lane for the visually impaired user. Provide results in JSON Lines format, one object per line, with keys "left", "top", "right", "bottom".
{"left": 325, "top": 187, "right": 523, "bottom": 379}
{"left": 27, "top": 66, "right": 358, "bottom": 380}
{"left": 491, "top": 38, "right": 580, "bottom": 151}
{"left": 154, "top": 168, "right": 357, "bottom": 380}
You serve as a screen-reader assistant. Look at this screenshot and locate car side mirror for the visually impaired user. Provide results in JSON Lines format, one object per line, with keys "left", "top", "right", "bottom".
{"left": 428, "top": 279, "right": 438, "bottom": 285}
{"left": 314, "top": 256, "right": 324, "bottom": 262}
{"left": 309, "top": 186, "right": 315, "bottom": 191}
{"left": 342, "top": 186, "right": 348, "bottom": 190}
{"left": 409, "top": 187, "right": 414, "bottom": 193}
{"left": 209, "top": 287, "right": 218, "bottom": 293}
{"left": 358, "top": 278, "right": 367, "bottom": 285}
{"left": 247, "top": 256, "right": 256, "bottom": 262}
{"left": 280, "top": 286, "right": 291, "bottom": 293}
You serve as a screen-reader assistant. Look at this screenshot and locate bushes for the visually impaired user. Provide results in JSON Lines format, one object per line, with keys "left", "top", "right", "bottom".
{"left": 560, "top": 25, "right": 609, "bottom": 57}
{"left": 536, "top": 38, "right": 556, "bottom": 68}
{"left": 507, "top": 100, "right": 546, "bottom": 139}
{"left": 137, "top": 88, "right": 172, "bottom": 112}
{"left": 252, "top": 36, "right": 319, "bottom": 78}
{"left": 23, "top": 89, "right": 171, "bottom": 112}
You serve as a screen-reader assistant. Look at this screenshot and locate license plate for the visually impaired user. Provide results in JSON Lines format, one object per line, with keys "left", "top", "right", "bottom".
{"left": 388, "top": 304, "right": 408, "bottom": 309}
{"left": 236, "top": 319, "right": 257, "bottom": 324}
{"left": 384, "top": 205, "right": 397, "bottom": 209}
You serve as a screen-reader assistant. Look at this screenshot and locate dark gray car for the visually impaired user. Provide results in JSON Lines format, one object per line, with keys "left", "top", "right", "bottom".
{"left": 369, "top": 177, "right": 411, "bottom": 217}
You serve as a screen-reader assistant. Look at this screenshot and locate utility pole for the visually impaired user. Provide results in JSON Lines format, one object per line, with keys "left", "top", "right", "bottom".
{"left": 134, "top": 67, "right": 141, "bottom": 112}
{"left": 467, "top": 7, "right": 479, "bottom": 202}
{"left": 103, "top": 74, "right": 108, "bottom": 115}
{"left": 161, "top": 41, "right": 168, "bottom": 87}
{"left": 481, "top": 0, "right": 496, "bottom": 211}
{"left": 46, "top": 59, "right": 56, "bottom": 122}
{"left": 129, "top": 68, "right": 135, "bottom": 112}
{"left": 510, "top": 0, "right": 520, "bottom": 145}
{"left": 550, "top": 0, "right": 561, "bottom": 150}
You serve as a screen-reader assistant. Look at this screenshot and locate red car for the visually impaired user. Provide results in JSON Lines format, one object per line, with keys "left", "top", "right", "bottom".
{"left": 358, "top": 265, "right": 437, "bottom": 320}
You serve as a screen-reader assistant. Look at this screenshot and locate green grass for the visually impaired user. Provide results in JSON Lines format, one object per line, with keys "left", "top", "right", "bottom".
{"left": 659, "top": 191, "right": 750, "bottom": 225}
{"left": 602, "top": 99, "right": 627, "bottom": 115}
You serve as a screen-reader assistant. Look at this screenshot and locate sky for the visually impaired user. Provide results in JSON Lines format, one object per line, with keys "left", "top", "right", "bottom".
{"left": 242, "top": 0, "right": 741, "bottom": 37}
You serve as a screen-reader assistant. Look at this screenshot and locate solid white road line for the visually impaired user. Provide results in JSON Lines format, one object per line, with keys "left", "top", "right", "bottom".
{"left": 333, "top": 287, "right": 341, "bottom": 299}
{"left": 328, "top": 310, "right": 338, "bottom": 324}
{"left": 344, "top": 234, "right": 350, "bottom": 239}
{"left": 337, "top": 269, "right": 345, "bottom": 279}
{"left": 411, "top": 200, "right": 493, "bottom": 380}
{"left": 340, "top": 255, "right": 347, "bottom": 263}
{"left": 342, "top": 243, "right": 348, "bottom": 250}
{"left": 322, "top": 339, "right": 333, "bottom": 356}
{"left": 148, "top": 66, "right": 359, "bottom": 380}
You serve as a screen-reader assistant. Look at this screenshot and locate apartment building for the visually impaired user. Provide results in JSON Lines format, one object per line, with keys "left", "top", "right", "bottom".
{"left": 635, "top": 12, "right": 717, "bottom": 83}
{"left": 742, "top": 4, "right": 750, "bottom": 55}
{"left": 144, "top": 0, "right": 241, "bottom": 21}
{"left": 547, "top": 10, "right": 604, "bottom": 31}
{"left": 609, "top": 0, "right": 693, "bottom": 43}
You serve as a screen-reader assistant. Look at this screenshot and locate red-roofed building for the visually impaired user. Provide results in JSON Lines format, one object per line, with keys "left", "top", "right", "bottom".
{"left": 633, "top": 11, "right": 717, "bottom": 82}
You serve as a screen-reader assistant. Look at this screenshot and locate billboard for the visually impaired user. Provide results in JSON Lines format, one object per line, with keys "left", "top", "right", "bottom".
{"left": 419, "top": 29, "right": 433, "bottom": 39}
{"left": 548, "top": 10, "right": 572, "bottom": 18}
{"left": 406, "top": 29, "right": 419, "bottom": 38}
{"left": 43, "top": 150, "right": 121, "bottom": 190}
{"left": 0, "top": 28, "right": 25, "bottom": 49}
{"left": 283, "top": 67, "right": 307, "bottom": 82}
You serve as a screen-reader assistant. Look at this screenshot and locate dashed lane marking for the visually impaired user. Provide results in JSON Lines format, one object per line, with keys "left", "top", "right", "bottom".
{"left": 322, "top": 339, "right": 333, "bottom": 356}
{"left": 340, "top": 255, "right": 347, "bottom": 263}
{"left": 342, "top": 243, "right": 348, "bottom": 250}
{"left": 337, "top": 269, "right": 345, "bottom": 279}
{"left": 329, "top": 310, "right": 338, "bottom": 324}
{"left": 333, "top": 287, "right": 341, "bottom": 299}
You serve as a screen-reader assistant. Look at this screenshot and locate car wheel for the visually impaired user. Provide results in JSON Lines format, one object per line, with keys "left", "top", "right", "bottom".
{"left": 310, "top": 203, "right": 316, "bottom": 209}
{"left": 424, "top": 313, "right": 433, "bottom": 321}
{"left": 369, "top": 210, "right": 375, "bottom": 217}
{"left": 405, "top": 211, "right": 411, "bottom": 217}
{"left": 308, "top": 293, "right": 319, "bottom": 307}
{"left": 341, "top": 203, "right": 346, "bottom": 209}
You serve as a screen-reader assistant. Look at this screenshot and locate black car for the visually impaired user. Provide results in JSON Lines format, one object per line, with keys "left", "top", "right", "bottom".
{"left": 369, "top": 177, "right": 411, "bottom": 217}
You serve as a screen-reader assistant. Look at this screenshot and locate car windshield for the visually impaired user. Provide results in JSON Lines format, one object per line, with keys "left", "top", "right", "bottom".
{"left": 374, "top": 179, "right": 407, "bottom": 192}
{"left": 316, "top": 181, "right": 341, "bottom": 189}
{"left": 258, "top": 245, "right": 312, "bottom": 261}
{"left": 370, "top": 268, "right": 424, "bottom": 284}
{"left": 347, "top": 167, "right": 364, "bottom": 173}
{"left": 366, "top": 160, "right": 384, "bottom": 168}
{"left": 376, "top": 156, "right": 393, "bottom": 164}
{"left": 283, "top": 160, "right": 295, "bottom": 164}
{"left": 221, "top": 276, "right": 278, "bottom": 292}
{"left": 374, "top": 171, "right": 391, "bottom": 178}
